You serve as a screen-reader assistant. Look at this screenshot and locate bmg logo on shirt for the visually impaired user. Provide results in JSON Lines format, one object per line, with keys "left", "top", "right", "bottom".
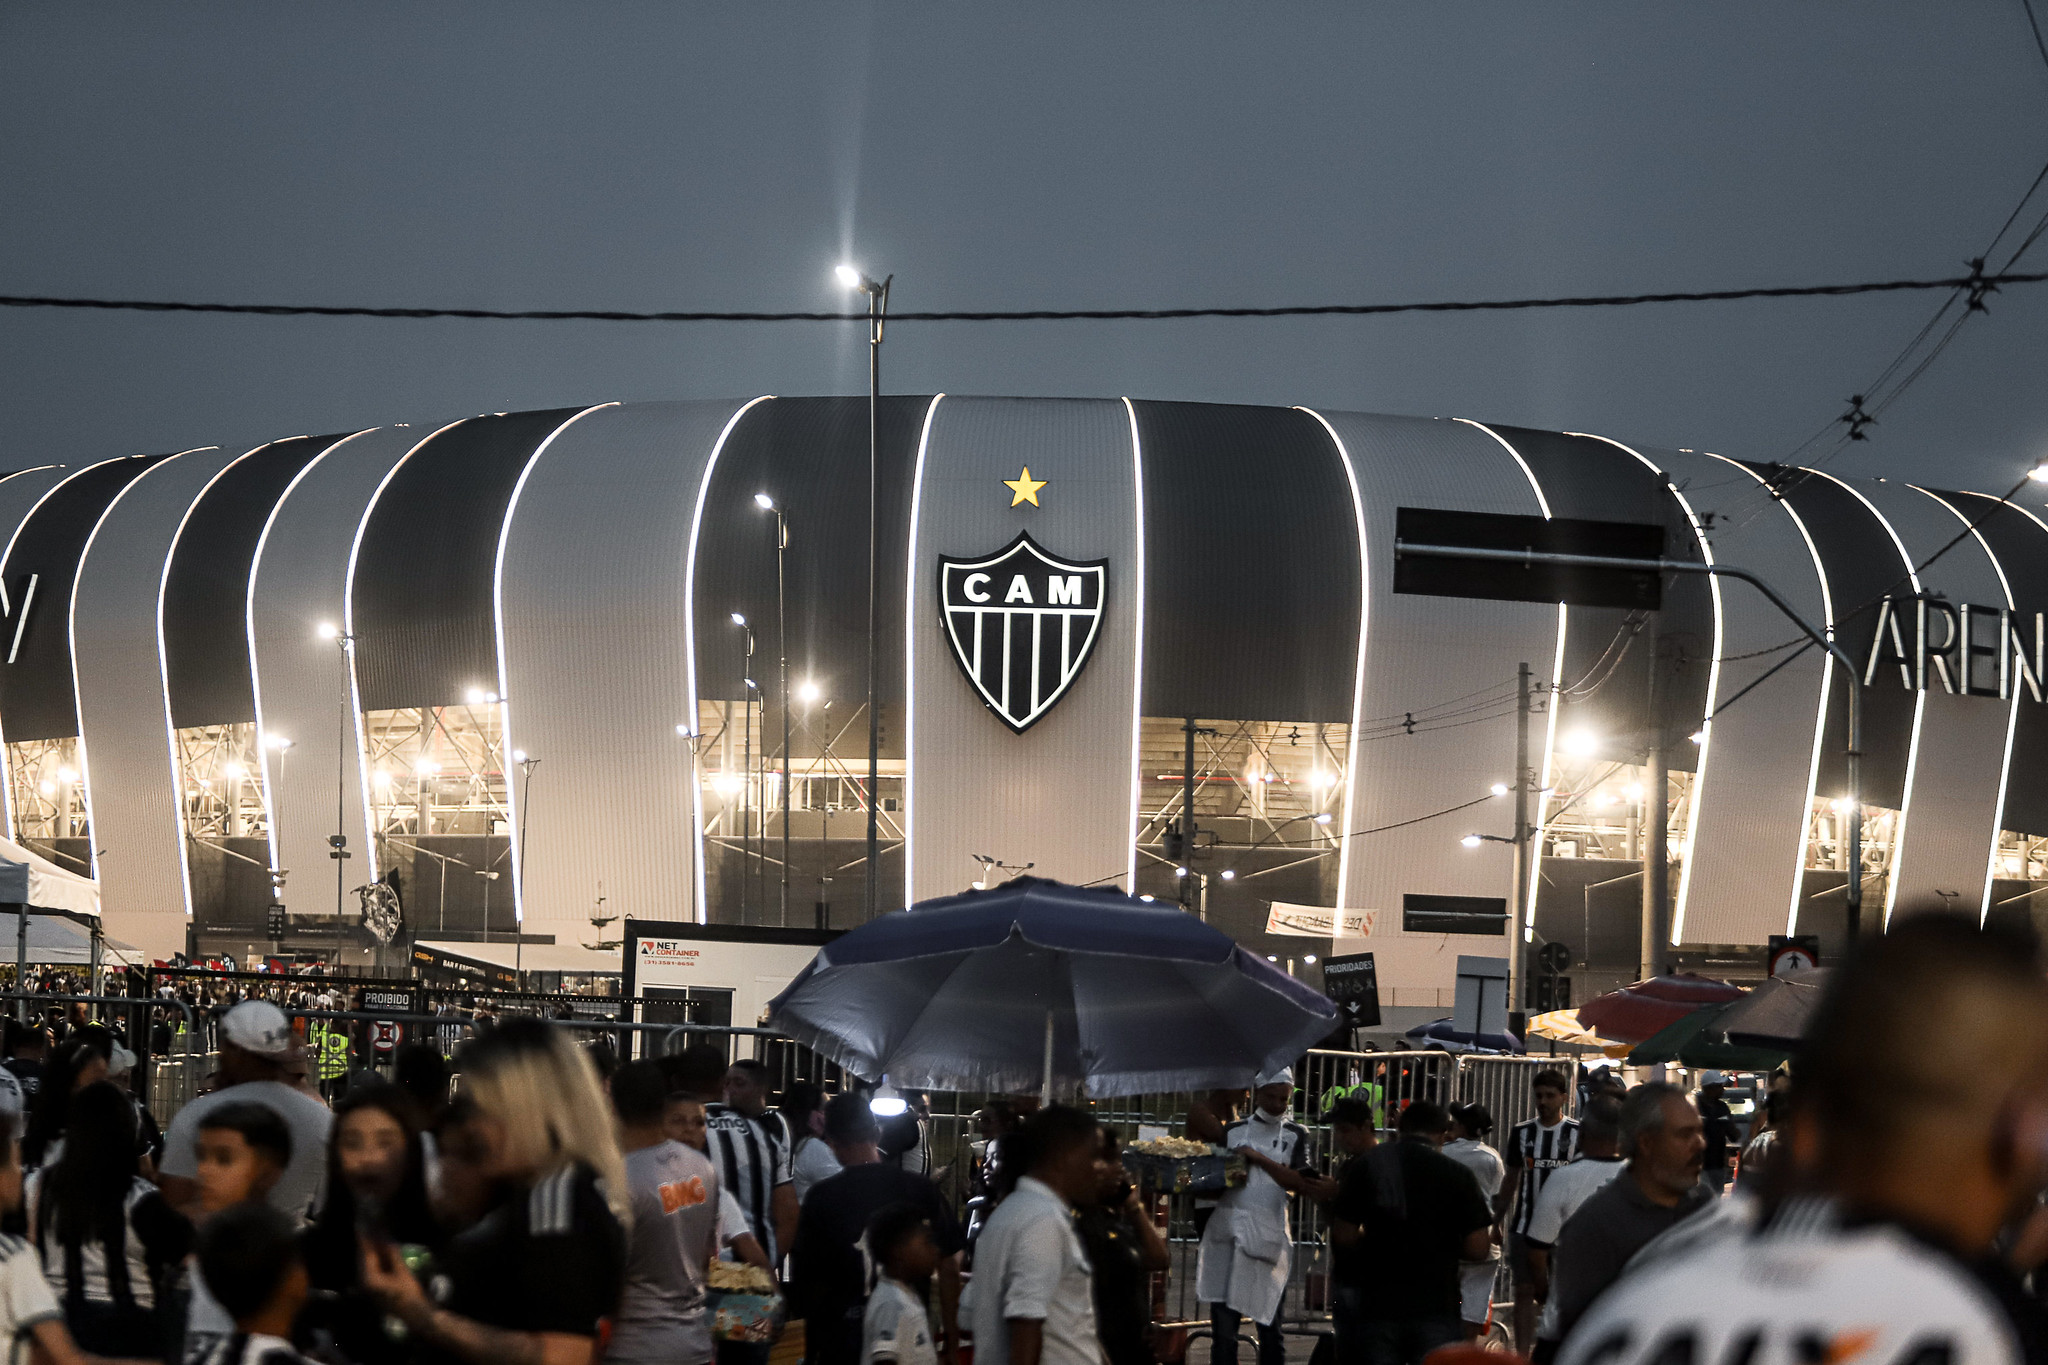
{"left": 658, "top": 1176, "right": 709, "bottom": 1214}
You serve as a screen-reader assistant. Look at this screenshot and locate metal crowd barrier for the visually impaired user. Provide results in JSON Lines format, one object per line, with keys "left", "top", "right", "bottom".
{"left": 0, "top": 991, "right": 205, "bottom": 1112}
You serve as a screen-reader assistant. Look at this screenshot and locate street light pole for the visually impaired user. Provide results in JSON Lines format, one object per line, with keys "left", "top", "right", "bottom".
{"left": 516, "top": 755, "right": 537, "bottom": 977}
{"left": 757, "top": 494, "right": 791, "bottom": 927}
{"left": 731, "top": 614, "right": 754, "bottom": 923}
{"left": 837, "top": 264, "right": 890, "bottom": 921}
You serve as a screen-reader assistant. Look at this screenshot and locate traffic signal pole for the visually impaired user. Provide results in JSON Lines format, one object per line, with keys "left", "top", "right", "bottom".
{"left": 1398, "top": 541, "right": 1863, "bottom": 947}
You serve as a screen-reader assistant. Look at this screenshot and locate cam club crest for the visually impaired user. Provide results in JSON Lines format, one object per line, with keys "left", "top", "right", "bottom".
{"left": 938, "top": 531, "right": 1107, "bottom": 732}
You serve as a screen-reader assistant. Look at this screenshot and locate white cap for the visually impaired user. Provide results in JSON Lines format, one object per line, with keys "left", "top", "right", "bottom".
{"left": 1698, "top": 1070, "right": 1729, "bottom": 1086}
{"left": 0, "top": 1068, "right": 22, "bottom": 1120}
{"left": 105, "top": 1045, "right": 136, "bottom": 1078}
{"left": 221, "top": 1000, "right": 294, "bottom": 1057}
{"left": 1254, "top": 1066, "right": 1295, "bottom": 1089}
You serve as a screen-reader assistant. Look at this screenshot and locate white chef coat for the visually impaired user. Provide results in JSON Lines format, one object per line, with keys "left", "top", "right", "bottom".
{"left": 1196, "top": 1107, "right": 1313, "bottom": 1325}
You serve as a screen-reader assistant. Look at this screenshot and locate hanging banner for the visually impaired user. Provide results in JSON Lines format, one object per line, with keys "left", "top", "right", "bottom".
{"left": 1265, "top": 901, "right": 1376, "bottom": 938}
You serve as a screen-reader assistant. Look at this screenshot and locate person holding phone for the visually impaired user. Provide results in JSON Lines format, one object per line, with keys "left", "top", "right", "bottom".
{"left": 299, "top": 1083, "right": 441, "bottom": 1365}
{"left": 1076, "top": 1131, "right": 1168, "bottom": 1365}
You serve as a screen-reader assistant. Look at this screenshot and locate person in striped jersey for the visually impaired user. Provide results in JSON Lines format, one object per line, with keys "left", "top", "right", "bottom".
{"left": 1497, "top": 1069, "right": 1578, "bottom": 1353}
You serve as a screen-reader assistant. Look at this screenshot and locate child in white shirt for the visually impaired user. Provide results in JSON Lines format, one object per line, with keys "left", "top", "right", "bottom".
{"left": 861, "top": 1204, "right": 940, "bottom": 1365}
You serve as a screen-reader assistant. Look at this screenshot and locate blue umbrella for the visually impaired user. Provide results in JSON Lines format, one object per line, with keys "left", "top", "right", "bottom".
{"left": 1403, "top": 1017, "right": 1525, "bottom": 1054}
{"left": 766, "top": 877, "right": 1339, "bottom": 1098}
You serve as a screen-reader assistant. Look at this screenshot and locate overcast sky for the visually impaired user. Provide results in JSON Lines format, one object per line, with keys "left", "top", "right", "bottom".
{"left": 4, "top": 3, "right": 2047, "bottom": 494}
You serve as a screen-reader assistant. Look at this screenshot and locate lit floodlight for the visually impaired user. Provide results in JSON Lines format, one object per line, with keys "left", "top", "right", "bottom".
{"left": 1313, "top": 812, "right": 1333, "bottom": 826}
{"left": 373, "top": 770, "right": 393, "bottom": 788}
{"left": 1626, "top": 783, "right": 1645, "bottom": 800}
{"left": 730, "top": 612, "right": 747, "bottom": 627}
{"left": 754, "top": 492, "right": 775, "bottom": 510}
{"left": 223, "top": 762, "right": 246, "bottom": 780}
{"left": 1562, "top": 730, "right": 1599, "bottom": 758}
{"left": 1491, "top": 783, "right": 1510, "bottom": 797}
{"left": 415, "top": 758, "right": 440, "bottom": 776}
{"left": 1219, "top": 869, "right": 1236, "bottom": 881}
{"left": 316, "top": 621, "right": 338, "bottom": 640}
{"left": 1689, "top": 729, "right": 1707, "bottom": 745}
{"left": 1138, "top": 894, "right": 1155, "bottom": 902}
{"left": 676, "top": 723, "right": 693, "bottom": 738}
{"left": 835, "top": 264, "right": 864, "bottom": 290}
{"left": 869, "top": 1082, "right": 908, "bottom": 1117}
{"left": 58, "top": 767, "right": 79, "bottom": 783}
{"left": 2030, "top": 463, "right": 2048, "bottom": 483}
{"left": 1174, "top": 866, "right": 1189, "bottom": 878}
{"left": 37, "top": 782, "right": 53, "bottom": 796}
{"left": 267, "top": 736, "right": 293, "bottom": 751}
{"left": 1266, "top": 955, "right": 1279, "bottom": 962}
{"left": 797, "top": 680, "right": 822, "bottom": 704}
{"left": 1461, "top": 834, "right": 1484, "bottom": 848}
{"left": 1304, "top": 954, "right": 1318, "bottom": 965}
{"left": 512, "top": 750, "right": 527, "bottom": 763}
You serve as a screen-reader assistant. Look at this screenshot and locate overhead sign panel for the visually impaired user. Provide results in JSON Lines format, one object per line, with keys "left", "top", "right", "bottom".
{"left": 1393, "top": 507, "right": 1666, "bottom": 610}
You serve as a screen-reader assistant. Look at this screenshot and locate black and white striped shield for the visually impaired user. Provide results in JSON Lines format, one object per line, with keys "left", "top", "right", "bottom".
{"left": 938, "top": 532, "right": 1107, "bottom": 733}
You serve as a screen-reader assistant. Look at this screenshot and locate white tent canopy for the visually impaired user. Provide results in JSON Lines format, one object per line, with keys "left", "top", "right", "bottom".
{"left": 0, "top": 837, "right": 98, "bottom": 919}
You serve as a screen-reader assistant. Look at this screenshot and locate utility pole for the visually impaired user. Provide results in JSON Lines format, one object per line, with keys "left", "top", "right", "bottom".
{"left": 1640, "top": 631, "right": 1670, "bottom": 980}
{"left": 1176, "top": 718, "right": 1214, "bottom": 910}
{"left": 1508, "top": 663, "right": 1533, "bottom": 1020}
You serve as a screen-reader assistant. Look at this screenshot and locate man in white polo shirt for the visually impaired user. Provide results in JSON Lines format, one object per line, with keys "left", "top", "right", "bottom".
{"left": 965, "top": 1106, "right": 1104, "bottom": 1365}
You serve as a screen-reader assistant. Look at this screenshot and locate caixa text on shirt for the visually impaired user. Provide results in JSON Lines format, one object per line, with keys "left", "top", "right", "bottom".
{"left": 1864, "top": 596, "right": 2048, "bottom": 702}
{"left": 1573, "top": 1324, "right": 1958, "bottom": 1365}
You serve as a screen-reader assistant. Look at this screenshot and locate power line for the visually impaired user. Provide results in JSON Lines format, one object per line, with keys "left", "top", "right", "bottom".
{"left": 2024, "top": 0, "right": 2048, "bottom": 77}
{"left": 3, "top": 268, "right": 2048, "bottom": 327}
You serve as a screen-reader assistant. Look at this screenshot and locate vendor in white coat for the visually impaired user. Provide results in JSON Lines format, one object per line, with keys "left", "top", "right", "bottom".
{"left": 1196, "top": 1067, "right": 1316, "bottom": 1365}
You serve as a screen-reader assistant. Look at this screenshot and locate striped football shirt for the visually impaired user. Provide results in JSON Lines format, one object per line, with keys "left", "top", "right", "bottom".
{"left": 1506, "top": 1115, "right": 1581, "bottom": 1235}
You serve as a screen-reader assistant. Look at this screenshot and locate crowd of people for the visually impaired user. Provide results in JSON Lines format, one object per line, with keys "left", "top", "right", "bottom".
{"left": 0, "top": 912, "right": 2037, "bottom": 1365}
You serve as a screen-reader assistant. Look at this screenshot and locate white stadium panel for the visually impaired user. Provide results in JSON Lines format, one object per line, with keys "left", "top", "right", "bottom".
{"left": 496, "top": 400, "right": 759, "bottom": 934}
{"left": 71, "top": 447, "right": 236, "bottom": 958}
{"left": 1837, "top": 477, "right": 2013, "bottom": 917}
{"left": 1645, "top": 449, "right": 1830, "bottom": 944}
{"left": 247, "top": 426, "right": 424, "bottom": 920}
{"left": 1305, "top": 412, "right": 1563, "bottom": 1004}
{"left": 905, "top": 396, "right": 1143, "bottom": 902}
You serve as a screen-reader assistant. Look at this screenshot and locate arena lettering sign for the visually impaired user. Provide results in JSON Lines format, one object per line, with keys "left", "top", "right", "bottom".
{"left": 939, "top": 532, "right": 1106, "bottom": 732}
{"left": 1863, "top": 597, "right": 2048, "bottom": 701}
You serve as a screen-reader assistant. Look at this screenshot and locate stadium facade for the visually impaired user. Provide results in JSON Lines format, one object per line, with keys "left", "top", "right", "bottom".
{"left": 4, "top": 396, "right": 2045, "bottom": 1004}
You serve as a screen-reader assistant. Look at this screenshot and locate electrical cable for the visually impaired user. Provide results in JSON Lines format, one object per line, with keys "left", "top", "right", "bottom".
{"left": 3, "top": 269, "right": 2047, "bottom": 327}
{"left": 2023, "top": 0, "right": 2048, "bottom": 78}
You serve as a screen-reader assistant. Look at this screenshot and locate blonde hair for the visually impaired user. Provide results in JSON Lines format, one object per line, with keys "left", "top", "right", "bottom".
{"left": 461, "top": 1021, "right": 630, "bottom": 1228}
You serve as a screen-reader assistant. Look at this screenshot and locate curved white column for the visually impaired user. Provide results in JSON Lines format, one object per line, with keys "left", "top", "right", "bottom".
{"left": 71, "top": 448, "right": 235, "bottom": 958}
{"left": 1830, "top": 476, "right": 2010, "bottom": 918}
{"left": 248, "top": 426, "right": 426, "bottom": 920}
{"left": 903, "top": 396, "right": 1144, "bottom": 902}
{"left": 495, "top": 399, "right": 763, "bottom": 937}
{"left": 1305, "top": 412, "right": 1563, "bottom": 1005}
{"left": 1602, "top": 446, "right": 1832, "bottom": 944}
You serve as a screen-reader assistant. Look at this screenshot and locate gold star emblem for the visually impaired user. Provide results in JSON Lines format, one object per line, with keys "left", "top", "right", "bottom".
{"left": 1003, "top": 466, "right": 1048, "bottom": 507}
